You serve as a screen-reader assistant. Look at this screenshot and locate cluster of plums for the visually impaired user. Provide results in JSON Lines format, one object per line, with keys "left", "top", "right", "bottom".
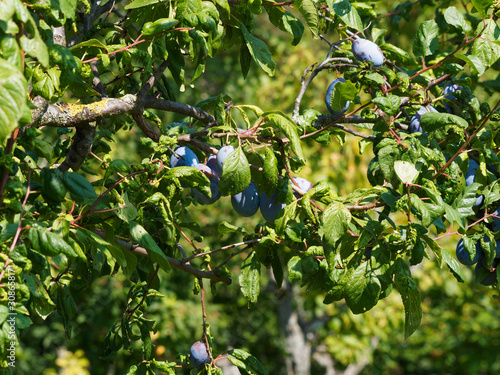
{"left": 325, "top": 38, "right": 385, "bottom": 115}
{"left": 456, "top": 156, "right": 499, "bottom": 286}
{"left": 456, "top": 236, "right": 500, "bottom": 286}
{"left": 170, "top": 145, "right": 313, "bottom": 221}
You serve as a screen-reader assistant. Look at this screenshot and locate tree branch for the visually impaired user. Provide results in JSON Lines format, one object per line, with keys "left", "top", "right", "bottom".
{"left": 58, "top": 123, "right": 97, "bottom": 172}
{"left": 95, "top": 230, "right": 232, "bottom": 285}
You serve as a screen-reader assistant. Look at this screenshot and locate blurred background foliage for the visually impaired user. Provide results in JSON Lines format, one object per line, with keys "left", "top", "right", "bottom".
{"left": 15, "top": 0, "right": 500, "bottom": 374}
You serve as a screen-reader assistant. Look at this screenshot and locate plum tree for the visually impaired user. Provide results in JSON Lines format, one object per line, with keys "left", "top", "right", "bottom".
{"left": 2, "top": 1, "right": 500, "bottom": 374}
{"left": 351, "top": 38, "right": 385, "bottom": 67}
{"left": 456, "top": 239, "right": 482, "bottom": 266}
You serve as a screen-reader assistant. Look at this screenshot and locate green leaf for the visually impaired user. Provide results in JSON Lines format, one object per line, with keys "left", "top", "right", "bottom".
{"left": 266, "top": 7, "right": 304, "bottom": 46}
{"left": 142, "top": 18, "right": 179, "bottom": 36}
{"left": 165, "top": 166, "right": 211, "bottom": 195}
{"left": 394, "top": 161, "right": 419, "bottom": 184}
{"left": 443, "top": 203, "right": 466, "bottom": 229}
{"left": 62, "top": 172, "right": 98, "bottom": 204}
{"left": 124, "top": 0, "right": 167, "bottom": 9}
{"left": 322, "top": 201, "right": 351, "bottom": 245}
{"left": 0, "top": 306, "right": 8, "bottom": 326}
{"left": 262, "top": 147, "right": 278, "bottom": 195}
{"left": 227, "top": 349, "right": 268, "bottom": 375}
{"left": 0, "top": 58, "right": 31, "bottom": 145}
{"left": 218, "top": 221, "right": 246, "bottom": 235}
{"left": 33, "top": 138, "right": 53, "bottom": 161}
{"left": 441, "top": 248, "right": 465, "bottom": 283}
{"left": 345, "top": 261, "right": 382, "bottom": 314}
{"left": 70, "top": 39, "right": 109, "bottom": 51}
{"left": 264, "top": 111, "right": 305, "bottom": 162}
{"left": 420, "top": 112, "right": 468, "bottom": 132}
{"left": 471, "top": 20, "right": 500, "bottom": 74}
{"left": 24, "top": 272, "right": 56, "bottom": 319}
{"left": 470, "top": 0, "right": 494, "bottom": 17}
{"left": 393, "top": 258, "right": 422, "bottom": 339}
{"left": 330, "top": 80, "right": 357, "bottom": 112}
{"left": 444, "top": 6, "right": 471, "bottom": 34}
{"left": 240, "top": 23, "right": 276, "bottom": 77}
{"left": 59, "top": 0, "right": 77, "bottom": 19}
{"left": 1, "top": 35, "right": 22, "bottom": 71}
{"left": 239, "top": 252, "right": 261, "bottom": 303}
{"left": 364, "top": 72, "right": 385, "bottom": 85}
{"left": 27, "top": 227, "right": 79, "bottom": 258}
{"left": 114, "top": 191, "right": 138, "bottom": 223}
{"left": 248, "top": 0, "right": 262, "bottom": 14}
{"left": 329, "top": 0, "right": 363, "bottom": 32}
{"left": 454, "top": 53, "right": 485, "bottom": 76}
{"left": 240, "top": 43, "right": 252, "bottom": 78}
{"left": 413, "top": 20, "right": 439, "bottom": 58}
{"left": 219, "top": 147, "right": 252, "bottom": 196}
{"left": 56, "top": 283, "right": 77, "bottom": 338}
{"left": 287, "top": 255, "right": 303, "bottom": 282}
{"left": 453, "top": 183, "right": 480, "bottom": 217}
{"left": 372, "top": 95, "right": 401, "bottom": 116}
{"left": 295, "top": 0, "right": 319, "bottom": 36}
{"left": 130, "top": 222, "right": 171, "bottom": 272}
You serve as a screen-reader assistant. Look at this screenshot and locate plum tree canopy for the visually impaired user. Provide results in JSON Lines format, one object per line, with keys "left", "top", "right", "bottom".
{"left": 1, "top": 0, "right": 500, "bottom": 373}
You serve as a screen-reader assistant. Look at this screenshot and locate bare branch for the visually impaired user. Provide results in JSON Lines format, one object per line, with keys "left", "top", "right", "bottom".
{"left": 142, "top": 96, "right": 217, "bottom": 126}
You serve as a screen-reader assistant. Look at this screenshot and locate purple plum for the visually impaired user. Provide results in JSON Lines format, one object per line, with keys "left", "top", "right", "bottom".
{"left": 231, "top": 181, "right": 260, "bottom": 217}
{"left": 190, "top": 341, "right": 209, "bottom": 367}
{"left": 410, "top": 105, "right": 438, "bottom": 133}
{"left": 170, "top": 146, "right": 199, "bottom": 168}
{"left": 192, "top": 164, "right": 221, "bottom": 205}
{"left": 216, "top": 145, "right": 235, "bottom": 174}
{"left": 351, "top": 39, "right": 385, "bottom": 67}
{"left": 325, "top": 78, "right": 350, "bottom": 115}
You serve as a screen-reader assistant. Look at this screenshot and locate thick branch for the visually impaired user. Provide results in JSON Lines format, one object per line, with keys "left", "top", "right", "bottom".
{"left": 29, "top": 95, "right": 217, "bottom": 130}
{"left": 59, "top": 123, "right": 97, "bottom": 172}
{"left": 29, "top": 95, "right": 136, "bottom": 128}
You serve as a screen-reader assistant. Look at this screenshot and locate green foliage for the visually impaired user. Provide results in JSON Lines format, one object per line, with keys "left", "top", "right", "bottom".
{"left": 1, "top": 0, "right": 500, "bottom": 374}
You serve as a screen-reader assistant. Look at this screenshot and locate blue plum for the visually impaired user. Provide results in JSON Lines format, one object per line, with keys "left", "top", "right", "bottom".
{"left": 170, "top": 146, "right": 199, "bottom": 168}
{"left": 216, "top": 145, "right": 235, "bottom": 174}
{"left": 443, "top": 83, "right": 462, "bottom": 113}
{"left": 325, "top": 78, "right": 350, "bottom": 115}
{"left": 443, "top": 83, "right": 461, "bottom": 100}
{"left": 260, "top": 190, "right": 287, "bottom": 223}
{"left": 206, "top": 154, "right": 218, "bottom": 176}
{"left": 475, "top": 258, "right": 499, "bottom": 286}
{"left": 410, "top": 105, "right": 438, "bottom": 133}
{"left": 465, "top": 159, "right": 479, "bottom": 186}
{"left": 492, "top": 207, "right": 500, "bottom": 232}
{"left": 351, "top": 39, "right": 385, "bottom": 67}
{"left": 260, "top": 177, "right": 313, "bottom": 222}
{"left": 190, "top": 341, "right": 209, "bottom": 367}
{"left": 456, "top": 238, "right": 482, "bottom": 266}
{"left": 292, "top": 177, "right": 313, "bottom": 198}
{"left": 231, "top": 181, "right": 260, "bottom": 217}
{"left": 192, "top": 164, "right": 221, "bottom": 205}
